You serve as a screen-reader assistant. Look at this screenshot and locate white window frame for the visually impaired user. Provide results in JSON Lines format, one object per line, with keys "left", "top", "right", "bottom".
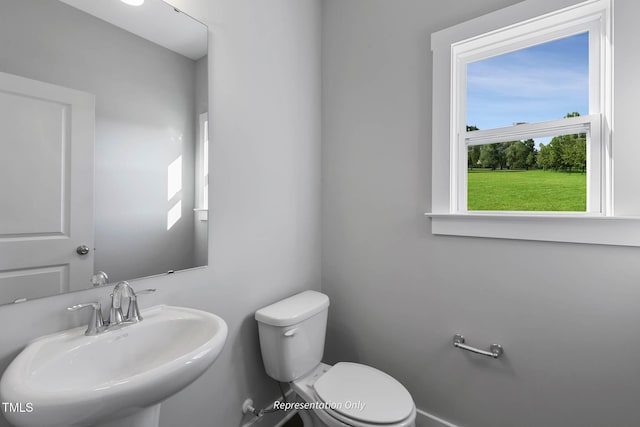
{"left": 454, "top": 14, "right": 605, "bottom": 215}
{"left": 426, "top": 0, "right": 629, "bottom": 246}
{"left": 194, "top": 112, "right": 209, "bottom": 221}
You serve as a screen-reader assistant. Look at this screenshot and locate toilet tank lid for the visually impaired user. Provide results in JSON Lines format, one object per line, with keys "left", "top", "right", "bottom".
{"left": 255, "top": 290, "right": 329, "bottom": 327}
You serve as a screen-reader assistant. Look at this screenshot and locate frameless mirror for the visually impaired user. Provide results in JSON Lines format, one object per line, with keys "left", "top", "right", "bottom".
{"left": 0, "top": 0, "right": 209, "bottom": 305}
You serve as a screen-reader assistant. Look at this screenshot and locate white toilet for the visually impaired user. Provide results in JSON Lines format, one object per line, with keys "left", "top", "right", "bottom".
{"left": 255, "top": 290, "right": 416, "bottom": 427}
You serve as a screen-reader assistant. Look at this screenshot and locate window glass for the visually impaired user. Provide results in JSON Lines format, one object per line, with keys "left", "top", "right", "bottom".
{"left": 467, "top": 132, "right": 587, "bottom": 212}
{"left": 466, "top": 32, "right": 589, "bottom": 131}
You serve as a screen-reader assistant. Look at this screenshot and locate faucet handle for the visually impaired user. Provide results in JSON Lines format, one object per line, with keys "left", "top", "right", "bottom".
{"left": 108, "top": 292, "right": 124, "bottom": 326}
{"left": 67, "top": 302, "right": 105, "bottom": 336}
{"left": 91, "top": 271, "right": 109, "bottom": 287}
{"left": 125, "top": 289, "right": 156, "bottom": 323}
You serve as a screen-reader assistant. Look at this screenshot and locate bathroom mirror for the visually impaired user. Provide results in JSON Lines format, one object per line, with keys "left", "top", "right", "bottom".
{"left": 0, "top": 0, "right": 209, "bottom": 305}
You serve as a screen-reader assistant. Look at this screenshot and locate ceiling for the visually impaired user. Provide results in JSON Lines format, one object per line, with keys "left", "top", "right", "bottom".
{"left": 59, "top": 0, "right": 207, "bottom": 61}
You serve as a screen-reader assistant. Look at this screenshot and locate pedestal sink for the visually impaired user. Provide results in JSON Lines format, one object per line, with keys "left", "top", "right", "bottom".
{"left": 0, "top": 305, "right": 227, "bottom": 427}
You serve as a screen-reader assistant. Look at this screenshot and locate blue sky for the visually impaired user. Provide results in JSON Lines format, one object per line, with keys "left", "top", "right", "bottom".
{"left": 466, "top": 32, "right": 589, "bottom": 131}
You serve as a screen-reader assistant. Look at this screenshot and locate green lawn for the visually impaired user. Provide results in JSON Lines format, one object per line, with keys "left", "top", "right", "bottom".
{"left": 467, "top": 169, "right": 586, "bottom": 211}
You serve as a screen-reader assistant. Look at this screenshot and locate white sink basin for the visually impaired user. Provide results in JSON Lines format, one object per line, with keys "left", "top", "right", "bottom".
{"left": 0, "top": 305, "right": 227, "bottom": 427}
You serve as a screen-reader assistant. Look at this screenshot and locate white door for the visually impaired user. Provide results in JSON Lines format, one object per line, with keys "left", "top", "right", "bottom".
{"left": 0, "top": 72, "right": 94, "bottom": 304}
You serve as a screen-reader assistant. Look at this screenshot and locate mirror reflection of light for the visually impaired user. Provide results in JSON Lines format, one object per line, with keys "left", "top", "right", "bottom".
{"left": 203, "top": 137, "right": 208, "bottom": 209}
{"left": 203, "top": 123, "right": 208, "bottom": 175}
{"left": 167, "top": 201, "right": 182, "bottom": 230}
{"left": 167, "top": 156, "right": 182, "bottom": 201}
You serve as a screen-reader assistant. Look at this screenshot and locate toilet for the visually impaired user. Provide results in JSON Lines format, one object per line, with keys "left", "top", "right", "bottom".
{"left": 255, "top": 290, "right": 416, "bottom": 427}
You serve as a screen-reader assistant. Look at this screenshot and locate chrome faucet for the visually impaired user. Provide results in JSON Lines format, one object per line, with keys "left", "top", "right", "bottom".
{"left": 67, "top": 302, "right": 105, "bottom": 335}
{"left": 67, "top": 282, "right": 156, "bottom": 336}
{"left": 108, "top": 281, "right": 133, "bottom": 325}
{"left": 109, "top": 281, "right": 156, "bottom": 326}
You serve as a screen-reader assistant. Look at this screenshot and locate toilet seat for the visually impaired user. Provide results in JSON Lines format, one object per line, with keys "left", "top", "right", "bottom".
{"left": 311, "top": 362, "right": 415, "bottom": 426}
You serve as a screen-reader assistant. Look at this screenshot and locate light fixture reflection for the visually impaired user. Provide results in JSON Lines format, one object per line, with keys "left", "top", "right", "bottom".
{"left": 121, "top": 0, "right": 144, "bottom": 6}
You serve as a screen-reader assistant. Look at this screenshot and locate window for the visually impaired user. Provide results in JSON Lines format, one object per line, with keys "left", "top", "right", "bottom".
{"left": 452, "top": 3, "right": 608, "bottom": 215}
{"left": 429, "top": 0, "right": 620, "bottom": 245}
{"left": 465, "top": 33, "right": 592, "bottom": 213}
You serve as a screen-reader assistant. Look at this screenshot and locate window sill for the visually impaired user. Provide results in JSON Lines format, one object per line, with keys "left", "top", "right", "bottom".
{"left": 194, "top": 208, "right": 208, "bottom": 221}
{"left": 425, "top": 213, "right": 640, "bottom": 247}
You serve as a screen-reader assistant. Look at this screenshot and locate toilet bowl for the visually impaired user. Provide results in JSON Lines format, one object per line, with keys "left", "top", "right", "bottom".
{"left": 291, "top": 363, "right": 416, "bottom": 427}
{"left": 255, "top": 291, "right": 416, "bottom": 427}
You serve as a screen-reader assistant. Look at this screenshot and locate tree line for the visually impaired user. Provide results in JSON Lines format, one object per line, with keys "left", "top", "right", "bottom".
{"left": 467, "top": 113, "right": 587, "bottom": 172}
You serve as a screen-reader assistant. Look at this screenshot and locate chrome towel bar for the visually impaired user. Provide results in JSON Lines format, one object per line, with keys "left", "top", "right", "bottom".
{"left": 453, "top": 334, "right": 503, "bottom": 359}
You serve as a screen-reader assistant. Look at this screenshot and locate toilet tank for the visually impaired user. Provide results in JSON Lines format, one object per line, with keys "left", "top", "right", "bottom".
{"left": 255, "top": 290, "right": 330, "bottom": 382}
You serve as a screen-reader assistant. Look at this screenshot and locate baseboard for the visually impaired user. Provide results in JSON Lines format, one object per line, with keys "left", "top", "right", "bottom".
{"left": 415, "top": 408, "right": 460, "bottom": 427}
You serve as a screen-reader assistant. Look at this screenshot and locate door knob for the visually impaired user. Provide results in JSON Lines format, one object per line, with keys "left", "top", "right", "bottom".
{"left": 76, "top": 245, "right": 90, "bottom": 255}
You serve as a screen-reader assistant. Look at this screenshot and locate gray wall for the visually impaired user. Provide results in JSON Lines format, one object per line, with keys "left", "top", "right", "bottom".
{"left": 322, "top": 1, "right": 640, "bottom": 426}
{"left": 194, "top": 55, "right": 209, "bottom": 268}
{"left": 0, "top": 0, "right": 198, "bottom": 284}
{"left": 0, "top": 0, "right": 321, "bottom": 426}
